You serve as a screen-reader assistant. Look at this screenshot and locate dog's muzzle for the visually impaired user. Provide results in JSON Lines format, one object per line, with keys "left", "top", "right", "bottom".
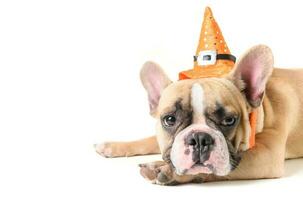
{"left": 170, "top": 124, "right": 231, "bottom": 176}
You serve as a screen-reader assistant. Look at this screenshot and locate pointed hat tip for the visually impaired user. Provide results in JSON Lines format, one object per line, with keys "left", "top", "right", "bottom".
{"left": 204, "top": 6, "right": 213, "bottom": 16}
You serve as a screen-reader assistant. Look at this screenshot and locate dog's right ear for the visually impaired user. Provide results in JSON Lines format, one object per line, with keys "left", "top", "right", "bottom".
{"left": 229, "top": 45, "right": 274, "bottom": 108}
{"left": 140, "top": 61, "right": 172, "bottom": 116}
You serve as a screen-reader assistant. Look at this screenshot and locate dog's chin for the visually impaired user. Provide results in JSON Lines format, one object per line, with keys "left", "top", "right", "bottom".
{"left": 175, "top": 161, "right": 232, "bottom": 176}
{"left": 179, "top": 163, "right": 214, "bottom": 175}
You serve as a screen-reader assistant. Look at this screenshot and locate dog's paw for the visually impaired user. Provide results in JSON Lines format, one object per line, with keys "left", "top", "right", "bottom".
{"left": 139, "top": 161, "right": 179, "bottom": 186}
{"left": 95, "top": 142, "right": 115, "bottom": 158}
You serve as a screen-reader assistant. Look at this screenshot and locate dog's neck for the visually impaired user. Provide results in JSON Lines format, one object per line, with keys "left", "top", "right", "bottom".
{"left": 256, "top": 102, "right": 265, "bottom": 134}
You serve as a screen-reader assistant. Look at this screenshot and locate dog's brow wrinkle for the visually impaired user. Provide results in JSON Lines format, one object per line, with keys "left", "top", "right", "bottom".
{"left": 214, "top": 102, "right": 226, "bottom": 119}
{"left": 175, "top": 99, "right": 183, "bottom": 110}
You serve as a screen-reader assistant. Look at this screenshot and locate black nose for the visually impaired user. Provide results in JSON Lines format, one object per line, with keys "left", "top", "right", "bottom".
{"left": 186, "top": 132, "right": 215, "bottom": 162}
{"left": 186, "top": 132, "right": 214, "bottom": 149}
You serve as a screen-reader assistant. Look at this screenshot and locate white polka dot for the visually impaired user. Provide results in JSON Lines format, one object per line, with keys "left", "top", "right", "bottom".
{"left": 224, "top": 49, "right": 227, "bottom": 52}
{"left": 220, "top": 40, "right": 223, "bottom": 43}
{"left": 203, "top": 38, "right": 207, "bottom": 41}
{"left": 204, "top": 31, "right": 208, "bottom": 35}
{"left": 205, "top": 44, "right": 209, "bottom": 48}
{"left": 217, "top": 31, "right": 219, "bottom": 34}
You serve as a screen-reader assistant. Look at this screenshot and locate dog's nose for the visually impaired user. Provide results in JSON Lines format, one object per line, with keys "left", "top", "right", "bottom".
{"left": 187, "top": 132, "right": 214, "bottom": 149}
{"left": 186, "top": 132, "right": 215, "bottom": 162}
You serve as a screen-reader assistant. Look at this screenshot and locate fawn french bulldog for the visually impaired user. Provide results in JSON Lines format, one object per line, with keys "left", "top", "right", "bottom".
{"left": 95, "top": 7, "right": 303, "bottom": 185}
{"left": 96, "top": 45, "right": 303, "bottom": 185}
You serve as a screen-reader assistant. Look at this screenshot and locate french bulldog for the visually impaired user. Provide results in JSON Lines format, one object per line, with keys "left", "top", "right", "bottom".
{"left": 95, "top": 45, "right": 303, "bottom": 185}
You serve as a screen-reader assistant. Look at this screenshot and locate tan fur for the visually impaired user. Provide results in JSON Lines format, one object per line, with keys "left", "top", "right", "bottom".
{"left": 95, "top": 136, "right": 160, "bottom": 157}
{"left": 96, "top": 46, "right": 303, "bottom": 185}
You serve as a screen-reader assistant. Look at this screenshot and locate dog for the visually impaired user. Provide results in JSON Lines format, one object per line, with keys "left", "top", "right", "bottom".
{"left": 95, "top": 45, "right": 303, "bottom": 185}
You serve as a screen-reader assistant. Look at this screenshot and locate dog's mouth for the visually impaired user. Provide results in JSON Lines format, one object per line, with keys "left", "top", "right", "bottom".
{"left": 190, "top": 154, "right": 216, "bottom": 173}
{"left": 176, "top": 161, "right": 214, "bottom": 175}
{"left": 194, "top": 162, "right": 214, "bottom": 169}
{"left": 192, "top": 162, "right": 215, "bottom": 172}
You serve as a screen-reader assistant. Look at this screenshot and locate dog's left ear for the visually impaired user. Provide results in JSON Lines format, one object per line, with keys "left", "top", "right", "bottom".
{"left": 229, "top": 45, "right": 274, "bottom": 108}
{"left": 140, "top": 61, "right": 172, "bottom": 116}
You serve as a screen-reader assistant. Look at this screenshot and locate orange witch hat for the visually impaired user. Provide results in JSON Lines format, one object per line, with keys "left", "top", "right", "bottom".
{"left": 179, "top": 7, "right": 236, "bottom": 80}
{"left": 178, "top": 7, "right": 256, "bottom": 150}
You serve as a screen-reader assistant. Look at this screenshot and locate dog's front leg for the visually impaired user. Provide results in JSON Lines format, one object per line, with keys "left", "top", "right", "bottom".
{"left": 222, "top": 128, "right": 287, "bottom": 180}
{"left": 95, "top": 136, "right": 160, "bottom": 157}
{"left": 201, "top": 128, "right": 288, "bottom": 182}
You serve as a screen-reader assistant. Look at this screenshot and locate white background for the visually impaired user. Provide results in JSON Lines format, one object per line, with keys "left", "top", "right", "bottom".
{"left": 1, "top": 0, "right": 303, "bottom": 199}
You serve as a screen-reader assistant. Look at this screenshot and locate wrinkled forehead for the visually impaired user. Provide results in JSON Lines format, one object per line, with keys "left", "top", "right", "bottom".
{"left": 157, "top": 78, "right": 243, "bottom": 115}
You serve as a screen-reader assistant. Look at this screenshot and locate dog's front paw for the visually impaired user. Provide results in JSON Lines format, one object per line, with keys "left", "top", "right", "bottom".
{"left": 95, "top": 143, "right": 112, "bottom": 157}
{"left": 139, "top": 161, "right": 179, "bottom": 186}
{"left": 94, "top": 142, "right": 126, "bottom": 158}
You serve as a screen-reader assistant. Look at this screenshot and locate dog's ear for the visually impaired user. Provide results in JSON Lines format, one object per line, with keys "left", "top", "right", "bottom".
{"left": 140, "top": 61, "right": 172, "bottom": 116}
{"left": 229, "top": 45, "right": 274, "bottom": 108}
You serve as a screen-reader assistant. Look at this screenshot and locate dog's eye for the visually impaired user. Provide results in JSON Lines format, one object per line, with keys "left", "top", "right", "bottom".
{"left": 163, "top": 115, "right": 176, "bottom": 127}
{"left": 221, "top": 117, "right": 236, "bottom": 126}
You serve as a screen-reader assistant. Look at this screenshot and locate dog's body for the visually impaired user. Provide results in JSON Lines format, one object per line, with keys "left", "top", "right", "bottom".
{"left": 96, "top": 45, "right": 303, "bottom": 185}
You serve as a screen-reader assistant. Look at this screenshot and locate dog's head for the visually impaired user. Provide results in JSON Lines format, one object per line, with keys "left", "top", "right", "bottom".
{"left": 140, "top": 45, "right": 273, "bottom": 176}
